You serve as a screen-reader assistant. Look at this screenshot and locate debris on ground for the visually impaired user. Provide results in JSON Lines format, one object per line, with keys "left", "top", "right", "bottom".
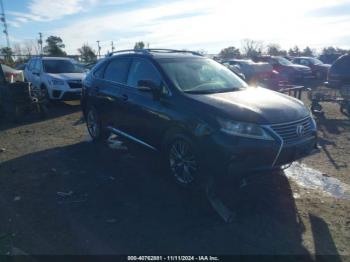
{"left": 205, "top": 181, "right": 235, "bottom": 223}
{"left": 57, "top": 199, "right": 87, "bottom": 204}
{"left": 13, "top": 196, "right": 21, "bottom": 201}
{"left": 56, "top": 191, "right": 73, "bottom": 197}
{"left": 0, "top": 148, "right": 6, "bottom": 153}
{"left": 107, "top": 135, "right": 128, "bottom": 150}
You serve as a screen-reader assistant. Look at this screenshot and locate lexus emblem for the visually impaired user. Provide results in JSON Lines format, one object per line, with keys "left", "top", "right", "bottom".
{"left": 296, "top": 125, "right": 304, "bottom": 136}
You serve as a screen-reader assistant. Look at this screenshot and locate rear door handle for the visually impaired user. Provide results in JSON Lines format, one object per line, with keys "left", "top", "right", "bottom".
{"left": 121, "top": 94, "right": 128, "bottom": 101}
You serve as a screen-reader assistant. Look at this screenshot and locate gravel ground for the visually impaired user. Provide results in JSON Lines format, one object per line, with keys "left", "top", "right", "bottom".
{"left": 0, "top": 98, "right": 349, "bottom": 259}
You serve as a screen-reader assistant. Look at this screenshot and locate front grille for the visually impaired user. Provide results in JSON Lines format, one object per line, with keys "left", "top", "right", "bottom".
{"left": 270, "top": 117, "right": 314, "bottom": 144}
{"left": 68, "top": 81, "right": 82, "bottom": 89}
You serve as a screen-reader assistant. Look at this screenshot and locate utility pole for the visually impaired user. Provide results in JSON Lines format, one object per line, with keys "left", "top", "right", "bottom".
{"left": 0, "top": 0, "right": 10, "bottom": 48}
{"left": 96, "top": 40, "right": 101, "bottom": 58}
{"left": 111, "top": 41, "right": 115, "bottom": 52}
{"left": 38, "top": 32, "right": 43, "bottom": 55}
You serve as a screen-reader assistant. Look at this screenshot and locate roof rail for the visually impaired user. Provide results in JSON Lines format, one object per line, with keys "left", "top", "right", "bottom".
{"left": 106, "top": 48, "right": 203, "bottom": 57}
{"left": 145, "top": 49, "right": 203, "bottom": 56}
{"left": 106, "top": 49, "right": 149, "bottom": 57}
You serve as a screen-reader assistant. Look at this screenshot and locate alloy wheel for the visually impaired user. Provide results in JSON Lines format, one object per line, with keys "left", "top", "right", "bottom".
{"left": 169, "top": 139, "right": 198, "bottom": 185}
{"left": 86, "top": 109, "right": 99, "bottom": 139}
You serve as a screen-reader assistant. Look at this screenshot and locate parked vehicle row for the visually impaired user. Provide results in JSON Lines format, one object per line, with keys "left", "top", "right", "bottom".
{"left": 81, "top": 49, "right": 318, "bottom": 187}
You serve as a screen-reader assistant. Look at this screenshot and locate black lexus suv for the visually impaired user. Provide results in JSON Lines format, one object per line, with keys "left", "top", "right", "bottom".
{"left": 81, "top": 49, "right": 317, "bottom": 186}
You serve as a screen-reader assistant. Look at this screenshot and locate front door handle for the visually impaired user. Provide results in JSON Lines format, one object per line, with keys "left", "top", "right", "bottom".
{"left": 121, "top": 94, "right": 128, "bottom": 101}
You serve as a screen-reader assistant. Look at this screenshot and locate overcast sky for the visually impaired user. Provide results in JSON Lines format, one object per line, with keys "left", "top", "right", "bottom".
{"left": 3, "top": 0, "right": 350, "bottom": 55}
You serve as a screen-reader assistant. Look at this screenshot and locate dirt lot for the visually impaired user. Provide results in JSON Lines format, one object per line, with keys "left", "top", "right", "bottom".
{"left": 0, "top": 97, "right": 349, "bottom": 259}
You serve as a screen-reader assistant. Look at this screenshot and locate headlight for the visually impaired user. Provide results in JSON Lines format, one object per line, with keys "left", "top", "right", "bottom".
{"left": 217, "top": 118, "right": 274, "bottom": 140}
{"left": 50, "top": 78, "right": 65, "bottom": 85}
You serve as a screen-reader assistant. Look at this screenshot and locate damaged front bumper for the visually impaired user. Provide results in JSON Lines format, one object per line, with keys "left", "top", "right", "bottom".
{"left": 199, "top": 129, "right": 318, "bottom": 177}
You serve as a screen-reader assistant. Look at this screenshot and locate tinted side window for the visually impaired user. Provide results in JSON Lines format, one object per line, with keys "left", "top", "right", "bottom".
{"left": 28, "top": 59, "right": 35, "bottom": 71}
{"left": 34, "top": 60, "right": 42, "bottom": 72}
{"left": 93, "top": 61, "right": 107, "bottom": 78}
{"left": 31, "top": 59, "right": 37, "bottom": 72}
{"left": 127, "top": 58, "right": 162, "bottom": 88}
{"left": 103, "top": 58, "right": 131, "bottom": 84}
{"left": 300, "top": 59, "right": 309, "bottom": 66}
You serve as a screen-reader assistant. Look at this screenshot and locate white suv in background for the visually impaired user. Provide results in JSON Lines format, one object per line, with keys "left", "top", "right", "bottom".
{"left": 24, "top": 57, "right": 86, "bottom": 100}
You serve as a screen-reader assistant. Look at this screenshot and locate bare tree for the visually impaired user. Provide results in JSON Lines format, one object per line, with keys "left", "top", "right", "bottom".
{"left": 241, "top": 39, "right": 264, "bottom": 58}
{"left": 23, "top": 40, "right": 39, "bottom": 56}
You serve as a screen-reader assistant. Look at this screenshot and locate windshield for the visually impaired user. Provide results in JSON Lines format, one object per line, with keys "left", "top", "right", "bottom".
{"left": 274, "top": 56, "right": 293, "bottom": 66}
{"left": 158, "top": 58, "right": 247, "bottom": 94}
{"left": 43, "top": 60, "right": 85, "bottom": 74}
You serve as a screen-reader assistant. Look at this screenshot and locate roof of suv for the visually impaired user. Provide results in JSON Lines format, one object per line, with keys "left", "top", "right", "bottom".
{"left": 41, "top": 57, "right": 73, "bottom": 60}
{"left": 29, "top": 56, "right": 74, "bottom": 61}
{"left": 107, "top": 49, "right": 204, "bottom": 59}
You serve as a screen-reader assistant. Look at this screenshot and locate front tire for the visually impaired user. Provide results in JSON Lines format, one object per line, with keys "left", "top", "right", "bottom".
{"left": 166, "top": 134, "right": 200, "bottom": 187}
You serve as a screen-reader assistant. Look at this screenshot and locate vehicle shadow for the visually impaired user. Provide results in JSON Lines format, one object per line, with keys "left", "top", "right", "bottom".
{"left": 0, "top": 101, "right": 81, "bottom": 132}
{"left": 0, "top": 140, "right": 329, "bottom": 257}
{"left": 309, "top": 214, "right": 341, "bottom": 262}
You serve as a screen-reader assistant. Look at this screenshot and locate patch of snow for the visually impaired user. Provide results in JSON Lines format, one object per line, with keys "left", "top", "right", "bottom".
{"left": 285, "top": 162, "right": 350, "bottom": 200}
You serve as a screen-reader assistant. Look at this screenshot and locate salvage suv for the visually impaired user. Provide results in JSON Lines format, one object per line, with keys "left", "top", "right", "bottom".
{"left": 24, "top": 57, "right": 86, "bottom": 101}
{"left": 81, "top": 49, "right": 318, "bottom": 186}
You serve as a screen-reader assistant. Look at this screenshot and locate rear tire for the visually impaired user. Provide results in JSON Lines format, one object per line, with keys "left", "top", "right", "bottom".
{"left": 86, "top": 106, "right": 109, "bottom": 141}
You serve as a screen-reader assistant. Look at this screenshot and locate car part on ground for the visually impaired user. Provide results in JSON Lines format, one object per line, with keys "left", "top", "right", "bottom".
{"left": 0, "top": 82, "right": 48, "bottom": 122}
{"left": 308, "top": 84, "right": 350, "bottom": 117}
{"left": 81, "top": 49, "right": 318, "bottom": 187}
{"left": 1, "top": 64, "right": 25, "bottom": 83}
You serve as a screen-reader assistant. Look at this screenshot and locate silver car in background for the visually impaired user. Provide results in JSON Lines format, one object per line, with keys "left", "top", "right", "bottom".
{"left": 24, "top": 57, "right": 86, "bottom": 101}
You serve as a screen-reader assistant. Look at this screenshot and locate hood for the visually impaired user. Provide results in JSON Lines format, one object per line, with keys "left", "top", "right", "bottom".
{"left": 187, "top": 87, "right": 309, "bottom": 124}
{"left": 47, "top": 73, "right": 85, "bottom": 81}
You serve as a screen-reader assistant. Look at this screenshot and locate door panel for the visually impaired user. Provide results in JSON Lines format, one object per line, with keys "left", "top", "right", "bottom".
{"left": 93, "top": 57, "right": 131, "bottom": 129}
{"left": 117, "top": 57, "right": 170, "bottom": 147}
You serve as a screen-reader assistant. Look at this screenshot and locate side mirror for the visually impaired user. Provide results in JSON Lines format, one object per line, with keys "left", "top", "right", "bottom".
{"left": 137, "top": 80, "right": 161, "bottom": 99}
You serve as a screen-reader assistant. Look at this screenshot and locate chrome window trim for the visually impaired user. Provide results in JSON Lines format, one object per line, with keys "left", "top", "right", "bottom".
{"left": 107, "top": 126, "right": 158, "bottom": 152}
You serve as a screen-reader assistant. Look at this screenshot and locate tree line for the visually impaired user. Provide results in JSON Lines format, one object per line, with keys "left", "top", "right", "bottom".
{"left": 218, "top": 39, "right": 350, "bottom": 59}
{"left": 1, "top": 36, "right": 349, "bottom": 66}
